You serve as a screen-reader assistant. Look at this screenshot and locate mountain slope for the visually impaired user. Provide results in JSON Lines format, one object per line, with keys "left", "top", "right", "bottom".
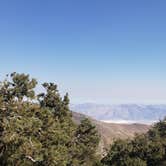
{"left": 72, "top": 112, "right": 150, "bottom": 154}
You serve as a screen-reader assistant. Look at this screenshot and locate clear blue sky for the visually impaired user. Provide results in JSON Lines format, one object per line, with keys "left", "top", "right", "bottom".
{"left": 0, "top": 0, "right": 166, "bottom": 104}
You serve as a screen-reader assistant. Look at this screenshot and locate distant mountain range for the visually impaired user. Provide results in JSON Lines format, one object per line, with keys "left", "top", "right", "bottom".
{"left": 71, "top": 104, "right": 166, "bottom": 124}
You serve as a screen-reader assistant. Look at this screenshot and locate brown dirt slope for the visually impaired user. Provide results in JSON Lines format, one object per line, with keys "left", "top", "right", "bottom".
{"left": 72, "top": 111, "right": 150, "bottom": 154}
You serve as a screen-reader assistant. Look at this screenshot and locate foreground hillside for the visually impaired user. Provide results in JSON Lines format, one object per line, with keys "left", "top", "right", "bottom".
{"left": 72, "top": 112, "right": 150, "bottom": 154}
{"left": 73, "top": 109, "right": 166, "bottom": 165}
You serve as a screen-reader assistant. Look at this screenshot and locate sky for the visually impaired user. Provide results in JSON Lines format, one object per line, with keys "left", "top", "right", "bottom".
{"left": 0, "top": 0, "right": 166, "bottom": 104}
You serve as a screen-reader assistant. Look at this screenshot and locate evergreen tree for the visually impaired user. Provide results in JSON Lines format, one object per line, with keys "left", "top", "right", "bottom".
{"left": 0, "top": 73, "right": 100, "bottom": 166}
{"left": 73, "top": 118, "right": 100, "bottom": 166}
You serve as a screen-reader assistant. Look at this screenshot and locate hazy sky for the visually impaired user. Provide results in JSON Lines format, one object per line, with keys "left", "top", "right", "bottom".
{"left": 0, "top": 0, "right": 166, "bottom": 104}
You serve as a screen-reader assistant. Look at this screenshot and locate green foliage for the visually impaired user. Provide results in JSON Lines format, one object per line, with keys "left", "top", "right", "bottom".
{"left": 0, "top": 73, "right": 100, "bottom": 166}
{"left": 3, "top": 72, "right": 166, "bottom": 166}
{"left": 72, "top": 118, "right": 100, "bottom": 165}
{"left": 102, "top": 119, "right": 166, "bottom": 166}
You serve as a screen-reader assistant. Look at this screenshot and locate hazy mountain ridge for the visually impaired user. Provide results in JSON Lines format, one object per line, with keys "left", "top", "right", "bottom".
{"left": 71, "top": 104, "right": 166, "bottom": 124}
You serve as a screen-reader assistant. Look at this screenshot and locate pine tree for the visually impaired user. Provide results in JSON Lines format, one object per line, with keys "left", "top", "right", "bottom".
{"left": 73, "top": 118, "right": 100, "bottom": 166}
{"left": 0, "top": 73, "right": 73, "bottom": 165}
{"left": 0, "top": 73, "right": 100, "bottom": 166}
